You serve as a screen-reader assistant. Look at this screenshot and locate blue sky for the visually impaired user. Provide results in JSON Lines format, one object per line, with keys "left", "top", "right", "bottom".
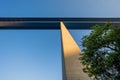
{"left": 0, "top": 30, "right": 62, "bottom": 80}
{"left": 0, "top": 0, "right": 119, "bottom": 80}
{"left": 0, "top": 0, "right": 120, "bottom": 17}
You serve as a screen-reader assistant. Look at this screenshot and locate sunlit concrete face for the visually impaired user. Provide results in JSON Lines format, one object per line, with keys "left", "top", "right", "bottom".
{"left": 60, "top": 22, "right": 91, "bottom": 80}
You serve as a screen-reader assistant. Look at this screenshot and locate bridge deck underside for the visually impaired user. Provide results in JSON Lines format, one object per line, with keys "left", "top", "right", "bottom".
{"left": 0, "top": 18, "right": 119, "bottom": 29}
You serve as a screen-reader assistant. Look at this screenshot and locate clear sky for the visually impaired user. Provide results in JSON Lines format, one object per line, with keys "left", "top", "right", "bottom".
{"left": 0, "top": 30, "right": 62, "bottom": 80}
{"left": 0, "top": 0, "right": 119, "bottom": 80}
{"left": 0, "top": 0, "right": 120, "bottom": 17}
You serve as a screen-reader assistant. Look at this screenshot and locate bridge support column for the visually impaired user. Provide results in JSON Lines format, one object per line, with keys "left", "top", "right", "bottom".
{"left": 60, "top": 22, "right": 91, "bottom": 80}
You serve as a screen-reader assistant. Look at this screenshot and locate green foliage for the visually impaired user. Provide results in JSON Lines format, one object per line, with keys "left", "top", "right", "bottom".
{"left": 80, "top": 23, "right": 120, "bottom": 80}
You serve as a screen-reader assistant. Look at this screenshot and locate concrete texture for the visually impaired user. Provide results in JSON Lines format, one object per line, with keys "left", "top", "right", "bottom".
{"left": 60, "top": 22, "right": 91, "bottom": 80}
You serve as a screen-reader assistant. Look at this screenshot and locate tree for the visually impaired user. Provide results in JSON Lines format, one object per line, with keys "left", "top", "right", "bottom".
{"left": 80, "top": 23, "right": 120, "bottom": 80}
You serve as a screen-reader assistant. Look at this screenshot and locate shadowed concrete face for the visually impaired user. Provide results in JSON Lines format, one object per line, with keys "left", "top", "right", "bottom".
{"left": 60, "top": 22, "right": 91, "bottom": 80}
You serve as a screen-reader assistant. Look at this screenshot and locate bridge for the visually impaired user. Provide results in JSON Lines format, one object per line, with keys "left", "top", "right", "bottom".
{"left": 0, "top": 18, "right": 120, "bottom": 29}
{"left": 0, "top": 18, "right": 119, "bottom": 80}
